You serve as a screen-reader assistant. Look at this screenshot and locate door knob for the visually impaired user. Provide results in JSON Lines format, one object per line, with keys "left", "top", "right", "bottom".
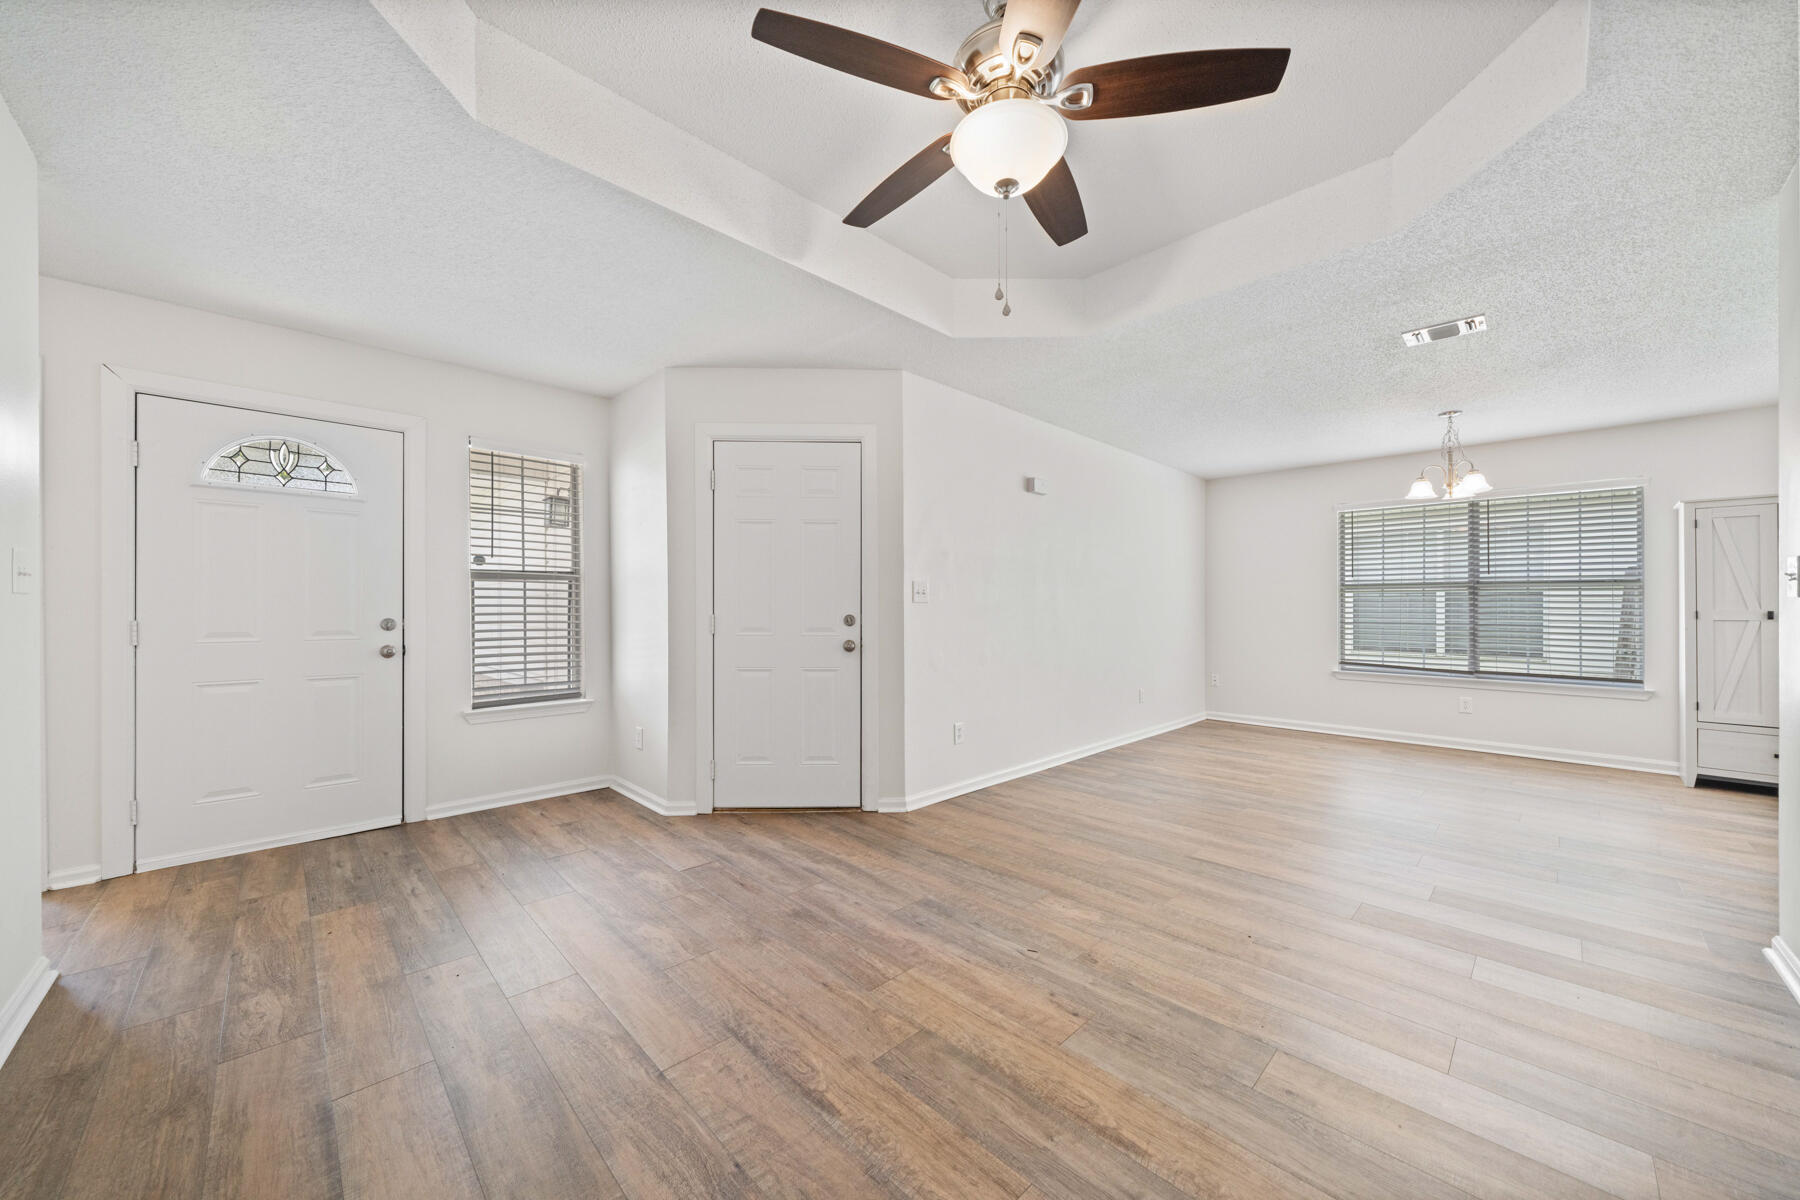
{"left": 379, "top": 644, "right": 397, "bottom": 659}
{"left": 842, "top": 639, "right": 857, "bottom": 652}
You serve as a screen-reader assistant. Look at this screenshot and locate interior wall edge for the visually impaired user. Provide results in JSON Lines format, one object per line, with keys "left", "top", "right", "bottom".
{"left": 1205, "top": 713, "right": 1680, "bottom": 776}
{"left": 1765, "top": 936, "right": 1800, "bottom": 1011}
{"left": 0, "top": 955, "right": 54, "bottom": 1070}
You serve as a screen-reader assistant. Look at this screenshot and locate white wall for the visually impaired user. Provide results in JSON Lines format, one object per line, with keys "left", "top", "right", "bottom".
{"left": 0, "top": 94, "right": 47, "bottom": 1053}
{"left": 1206, "top": 407, "right": 1777, "bottom": 773}
{"left": 609, "top": 371, "right": 669, "bottom": 804}
{"left": 40, "top": 280, "right": 610, "bottom": 881}
{"left": 662, "top": 368, "right": 906, "bottom": 812}
{"left": 900, "top": 374, "right": 1208, "bottom": 807}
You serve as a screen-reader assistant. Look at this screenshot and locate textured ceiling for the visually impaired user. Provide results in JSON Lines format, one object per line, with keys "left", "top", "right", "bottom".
{"left": 466, "top": 0, "right": 1554, "bottom": 280}
{"left": 0, "top": 0, "right": 1791, "bottom": 477}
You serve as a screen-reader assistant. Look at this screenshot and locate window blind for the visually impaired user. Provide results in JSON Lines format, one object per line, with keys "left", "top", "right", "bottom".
{"left": 1339, "top": 485, "right": 1644, "bottom": 685}
{"left": 469, "top": 448, "right": 582, "bottom": 708}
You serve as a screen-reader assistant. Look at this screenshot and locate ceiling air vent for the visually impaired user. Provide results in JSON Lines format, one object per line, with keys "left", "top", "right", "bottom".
{"left": 1401, "top": 314, "right": 1487, "bottom": 347}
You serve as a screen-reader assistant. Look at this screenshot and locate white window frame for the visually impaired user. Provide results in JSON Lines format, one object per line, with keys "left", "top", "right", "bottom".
{"left": 1336, "top": 478, "right": 1648, "bottom": 691}
{"left": 467, "top": 444, "right": 586, "bottom": 711}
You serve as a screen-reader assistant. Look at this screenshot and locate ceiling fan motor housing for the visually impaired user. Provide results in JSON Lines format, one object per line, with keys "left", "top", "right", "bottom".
{"left": 953, "top": 17, "right": 1063, "bottom": 110}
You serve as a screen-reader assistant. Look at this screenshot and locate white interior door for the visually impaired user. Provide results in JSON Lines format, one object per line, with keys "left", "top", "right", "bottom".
{"left": 1695, "top": 500, "right": 1778, "bottom": 728}
{"left": 712, "top": 440, "right": 862, "bottom": 809}
{"left": 135, "top": 394, "right": 404, "bottom": 868}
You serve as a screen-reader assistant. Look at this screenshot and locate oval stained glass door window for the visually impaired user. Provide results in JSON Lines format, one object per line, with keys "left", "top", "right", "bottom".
{"left": 200, "top": 436, "right": 358, "bottom": 495}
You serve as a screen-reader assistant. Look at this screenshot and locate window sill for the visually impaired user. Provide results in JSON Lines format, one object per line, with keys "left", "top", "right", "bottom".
{"left": 462, "top": 697, "right": 594, "bottom": 724}
{"left": 1332, "top": 670, "right": 1654, "bottom": 701}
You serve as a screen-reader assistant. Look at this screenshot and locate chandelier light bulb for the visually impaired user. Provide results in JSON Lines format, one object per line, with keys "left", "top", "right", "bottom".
{"left": 949, "top": 99, "right": 1068, "bottom": 197}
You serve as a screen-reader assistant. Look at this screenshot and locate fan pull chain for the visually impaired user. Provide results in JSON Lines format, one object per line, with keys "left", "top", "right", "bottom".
{"left": 994, "top": 196, "right": 1012, "bottom": 317}
{"left": 994, "top": 200, "right": 1006, "bottom": 308}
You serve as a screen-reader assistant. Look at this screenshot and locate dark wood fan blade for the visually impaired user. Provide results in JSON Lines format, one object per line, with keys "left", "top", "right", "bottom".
{"left": 844, "top": 135, "right": 955, "bottom": 227}
{"left": 1024, "top": 157, "right": 1087, "bottom": 246}
{"left": 751, "top": 9, "right": 966, "bottom": 99}
{"left": 998, "top": 0, "right": 1080, "bottom": 76}
{"left": 1063, "top": 48, "right": 1290, "bottom": 120}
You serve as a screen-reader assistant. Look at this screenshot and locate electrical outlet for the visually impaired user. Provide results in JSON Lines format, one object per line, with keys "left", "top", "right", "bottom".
{"left": 952, "top": 722, "right": 965, "bottom": 745}
{"left": 911, "top": 579, "right": 931, "bottom": 604}
{"left": 1457, "top": 696, "right": 1474, "bottom": 715}
{"left": 1210, "top": 673, "right": 1220, "bottom": 687}
{"left": 634, "top": 725, "right": 644, "bottom": 750}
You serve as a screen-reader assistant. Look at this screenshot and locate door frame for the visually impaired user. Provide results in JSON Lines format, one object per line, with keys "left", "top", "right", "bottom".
{"left": 693, "top": 424, "right": 879, "bottom": 814}
{"left": 1677, "top": 492, "right": 1779, "bottom": 786}
{"left": 98, "top": 366, "right": 429, "bottom": 878}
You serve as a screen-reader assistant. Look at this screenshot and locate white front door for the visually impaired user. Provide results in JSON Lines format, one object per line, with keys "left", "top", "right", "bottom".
{"left": 135, "top": 394, "right": 405, "bottom": 869}
{"left": 712, "top": 440, "right": 862, "bottom": 809}
{"left": 1695, "top": 500, "right": 1779, "bottom": 727}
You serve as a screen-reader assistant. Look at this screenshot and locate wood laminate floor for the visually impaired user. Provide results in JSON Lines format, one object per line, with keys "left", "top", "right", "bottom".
{"left": 6, "top": 721, "right": 1799, "bottom": 1199}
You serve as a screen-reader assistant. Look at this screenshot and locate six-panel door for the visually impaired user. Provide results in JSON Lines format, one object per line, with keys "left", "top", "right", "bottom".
{"left": 135, "top": 394, "right": 405, "bottom": 868}
{"left": 712, "top": 440, "right": 862, "bottom": 808}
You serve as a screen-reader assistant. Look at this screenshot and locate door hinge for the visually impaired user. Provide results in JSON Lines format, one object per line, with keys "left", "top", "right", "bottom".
{"left": 129, "top": 440, "right": 140, "bottom": 467}
{"left": 129, "top": 619, "right": 140, "bottom": 647}
{"left": 709, "top": 614, "right": 716, "bottom": 636}
{"left": 710, "top": 468, "right": 717, "bottom": 491}
{"left": 128, "top": 798, "right": 138, "bottom": 825}
{"left": 709, "top": 760, "right": 717, "bottom": 780}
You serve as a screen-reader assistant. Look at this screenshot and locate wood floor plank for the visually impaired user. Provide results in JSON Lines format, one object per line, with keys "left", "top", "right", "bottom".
{"left": 406, "top": 955, "right": 622, "bottom": 1199}
{"left": 333, "top": 1061, "right": 484, "bottom": 1200}
{"left": 876, "top": 1030, "right": 1195, "bottom": 1200}
{"left": 201, "top": 1031, "right": 339, "bottom": 1200}
{"left": 670, "top": 951, "right": 1032, "bottom": 1200}
{"left": 402, "top": 817, "right": 481, "bottom": 874}
{"left": 312, "top": 903, "right": 433, "bottom": 1098}
{"left": 527, "top": 890, "right": 724, "bottom": 1070}
{"left": 435, "top": 859, "right": 575, "bottom": 996}
{"left": 219, "top": 886, "right": 320, "bottom": 1062}
{"left": 127, "top": 875, "right": 240, "bottom": 1026}
{"left": 57, "top": 869, "right": 175, "bottom": 973}
{"left": 237, "top": 842, "right": 308, "bottom": 902}
{"left": 665, "top": 1036, "right": 900, "bottom": 1200}
{"left": 303, "top": 833, "right": 381, "bottom": 916}
{"left": 356, "top": 825, "right": 475, "bottom": 973}
{"left": 0, "top": 959, "right": 147, "bottom": 1200}
{"left": 61, "top": 1002, "right": 220, "bottom": 1200}
{"left": 512, "top": 974, "right": 764, "bottom": 1199}
{"left": 458, "top": 809, "right": 574, "bottom": 905}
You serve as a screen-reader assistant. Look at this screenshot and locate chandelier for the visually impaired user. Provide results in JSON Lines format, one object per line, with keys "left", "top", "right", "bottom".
{"left": 1405, "top": 410, "right": 1492, "bottom": 501}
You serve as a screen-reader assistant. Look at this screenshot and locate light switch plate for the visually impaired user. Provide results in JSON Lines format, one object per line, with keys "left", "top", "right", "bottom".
{"left": 911, "top": 579, "right": 930, "bottom": 604}
{"left": 10, "top": 547, "right": 35, "bottom": 595}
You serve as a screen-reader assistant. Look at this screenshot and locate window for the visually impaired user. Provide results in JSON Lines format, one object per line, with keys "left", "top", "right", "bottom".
{"left": 469, "top": 448, "right": 582, "bottom": 708}
{"left": 1339, "top": 485, "right": 1644, "bottom": 685}
{"left": 202, "top": 436, "right": 357, "bottom": 494}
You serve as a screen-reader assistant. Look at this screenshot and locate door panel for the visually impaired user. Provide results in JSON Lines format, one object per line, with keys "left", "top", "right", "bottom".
{"left": 1695, "top": 501, "right": 1778, "bottom": 727}
{"left": 135, "top": 394, "right": 404, "bottom": 868}
{"left": 713, "top": 440, "right": 862, "bottom": 808}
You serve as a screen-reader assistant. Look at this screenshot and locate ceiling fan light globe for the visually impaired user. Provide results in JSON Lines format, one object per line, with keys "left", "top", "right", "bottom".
{"left": 949, "top": 98, "right": 1067, "bottom": 198}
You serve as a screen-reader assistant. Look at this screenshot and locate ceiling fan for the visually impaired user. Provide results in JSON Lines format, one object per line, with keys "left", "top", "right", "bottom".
{"left": 750, "top": 0, "right": 1291, "bottom": 247}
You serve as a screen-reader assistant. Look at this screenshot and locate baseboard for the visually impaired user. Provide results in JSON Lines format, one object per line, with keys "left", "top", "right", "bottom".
{"left": 602, "top": 775, "right": 693, "bottom": 817}
{"left": 425, "top": 774, "right": 613, "bottom": 820}
{"left": 1205, "top": 713, "right": 1679, "bottom": 776}
{"left": 46, "top": 865, "right": 103, "bottom": 891}
{"left": 135, "top": 815, "right": 402, "bottom": 872}
{"left": 1766, "top": 936, "right": 1800, "bottom": 1010}
{"left": 889, "top": 712, "right": 1210, "bottom": 814}
{"left": 0, "top": 956, "right": 56, "bottom": 1069}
